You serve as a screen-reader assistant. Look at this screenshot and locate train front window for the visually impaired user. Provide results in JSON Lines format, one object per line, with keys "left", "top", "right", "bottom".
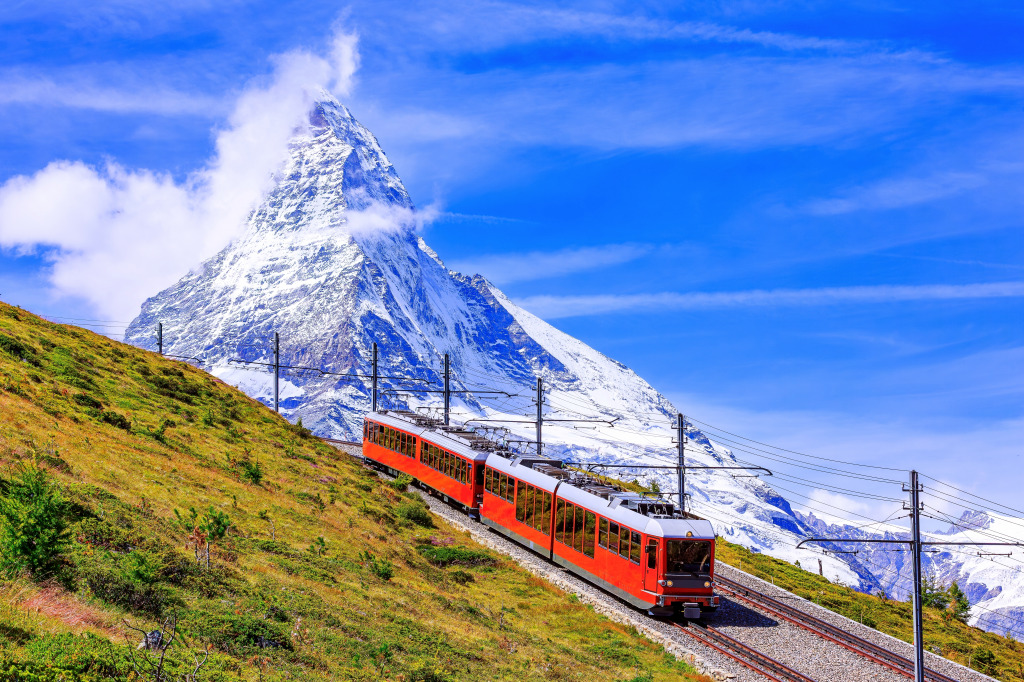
{"left": 665, "top": 540, "right": 712, "bottom": 576}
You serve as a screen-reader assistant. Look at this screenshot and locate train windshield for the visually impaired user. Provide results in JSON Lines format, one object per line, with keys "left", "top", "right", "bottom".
{"left": 665, "top": 540, "right": 712, "bottom": 575}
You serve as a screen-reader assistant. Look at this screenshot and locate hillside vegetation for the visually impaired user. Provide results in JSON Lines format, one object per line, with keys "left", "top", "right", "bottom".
{"left": 717, "top": 541, "right": 1024, "bottom": 680}
{"left": 0, "top": 302, "right": 706, "bottom": 682}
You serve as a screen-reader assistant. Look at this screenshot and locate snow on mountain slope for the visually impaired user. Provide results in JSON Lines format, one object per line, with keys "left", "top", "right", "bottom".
{"left": 123, "top": 93, "right": 1022, "bottom": 632}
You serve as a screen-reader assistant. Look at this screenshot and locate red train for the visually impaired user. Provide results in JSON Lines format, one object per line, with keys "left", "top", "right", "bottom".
{"left": 362, "top": 411, "right": 719, "bottom": 619}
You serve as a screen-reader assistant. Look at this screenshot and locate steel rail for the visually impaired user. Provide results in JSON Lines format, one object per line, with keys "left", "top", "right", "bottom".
{"left": 674, "top": 622, "right": 817, "bottom": 682}
{"left": 715, "top": 576, "right": 959, "bottom": 682}
{"left": 320, "top": 437, "right": 362, "bottom": 447}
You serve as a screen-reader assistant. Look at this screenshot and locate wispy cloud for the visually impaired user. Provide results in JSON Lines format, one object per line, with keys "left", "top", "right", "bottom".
{"left": 416, "top": 4, "right": 866, "bottom": 53}
{"left": 449, "top": 243, "right": 654, "bottom": 284}
{"left": 0, "top": 73, "right": 224, "bottom": 116}
{"left": 801, "top": 171, "right": 989, "bottom": 215}
{"left": 515, "top": 282, "right": 1024, "bottom": 318}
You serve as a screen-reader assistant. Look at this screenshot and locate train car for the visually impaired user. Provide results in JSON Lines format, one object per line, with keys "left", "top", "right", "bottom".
{"left": 481, "top": 455, "right": 718, "bottom": 619}
{"left": 362, "top": 412, "right": 486, "bottom": 517}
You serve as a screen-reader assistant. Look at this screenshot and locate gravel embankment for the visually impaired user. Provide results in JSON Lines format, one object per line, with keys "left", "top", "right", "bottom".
{"left": 333, "top": 446, "right": 994, "bottom": 682}
{"left": 717, "top": 563, "right": 994, "bottom": 682}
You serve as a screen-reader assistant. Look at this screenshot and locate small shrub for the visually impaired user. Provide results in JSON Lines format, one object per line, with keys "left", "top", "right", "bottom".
{"left": 386, "top": 474, "right": 413, "bottom": 492}
{"left": 239, "top": 459, "right": 264, "bottom": 486}
{"left": 396, "top": 501, "right": 434, "bottom": 528}
{"left": 0, "top": 460, "right": 71, "bottom": 579}
{"left": 287, "top": 417, "right": 314, "bottom": 439}
{"left": 449, "top": 570, "right": 474, "bottom": 585}
{"left": 100, "top": 410, "right": 131, "bottom": 430}
{"left": 415, "top": 545, "right": 496, "bottom": 568}
{"left": 72, "top": 393, "right": 103, "bottom": 409}
{"left": 359, "top": 551, "right": 394, "bottom": 581}
{"left": 0, "top": 334, "right": 36, "bottom": 364}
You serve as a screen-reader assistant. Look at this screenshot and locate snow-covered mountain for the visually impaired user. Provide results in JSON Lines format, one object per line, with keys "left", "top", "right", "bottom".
{"left": 123, "top": 94, "right": 1022, "bottom": 634}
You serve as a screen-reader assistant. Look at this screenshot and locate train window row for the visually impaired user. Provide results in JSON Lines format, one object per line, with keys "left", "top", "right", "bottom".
{"left": 514, "top": 482, "right": 553, "bottom": 535}
{"left": 483, "top": 468, "right": 515, "bottom": 503}
{"left": 554, "top": 500, "right": 597, "bottom": 559}
{"left": 364, "top": 421, "right": 415, "bottom": 458}
{"left": 421, "top": 441, "right": 469, "bottom": 484}
{"left": 598, "top": 518, "right": 641, "bottom": 565}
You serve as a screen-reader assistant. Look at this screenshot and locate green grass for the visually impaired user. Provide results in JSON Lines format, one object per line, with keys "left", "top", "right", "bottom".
{"left": 717, "top": 540, "right": 1024, "bottom": 680}
{"left": 0, "top": 302, "right": 708, "bottom": 682}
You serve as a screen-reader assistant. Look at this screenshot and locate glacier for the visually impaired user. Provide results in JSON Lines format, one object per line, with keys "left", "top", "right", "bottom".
{"left": 123, "top": 94, "right": 1023, "bottom": 635}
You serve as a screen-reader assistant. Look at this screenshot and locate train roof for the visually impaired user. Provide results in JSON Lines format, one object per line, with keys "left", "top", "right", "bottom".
{"left": 365, "top": 412, "right": 489, "bottom": 462}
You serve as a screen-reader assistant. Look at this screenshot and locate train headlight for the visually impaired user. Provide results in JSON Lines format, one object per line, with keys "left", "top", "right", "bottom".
{"left": 704, "top": 581, "right": 711, "bottom": 588}
{"left": 666, "top": 580, "right": 673, "bottom": 587}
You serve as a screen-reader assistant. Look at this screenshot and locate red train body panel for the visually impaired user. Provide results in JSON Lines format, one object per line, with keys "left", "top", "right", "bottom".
{"left": 363, "top": 412, "right": 719, "bottom": 618}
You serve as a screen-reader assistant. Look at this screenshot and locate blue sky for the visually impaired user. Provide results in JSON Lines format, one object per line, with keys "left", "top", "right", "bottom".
{"left": 0, "top": 1, "right": 1021, "bottom": 522}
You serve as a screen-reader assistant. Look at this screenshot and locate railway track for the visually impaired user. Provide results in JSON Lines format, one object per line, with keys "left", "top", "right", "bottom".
{"left": 715, "top": 575, "right": 960, "bottom": 682}
{"left": 320, "top": 437, "right": 362, "bottom": 448}
{"left": 674, "top": 621, "right": 817, "bottom": 682}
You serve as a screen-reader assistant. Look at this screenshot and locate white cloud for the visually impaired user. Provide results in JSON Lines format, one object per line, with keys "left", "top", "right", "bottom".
{"left": 0, "top": 31, "right": 361, "bottom": 322}
{"left": 449, "top": 243, "right": 655, "bottom": 284}
{"left": 515, "top": 282, "right": 1024, "bottom": 318}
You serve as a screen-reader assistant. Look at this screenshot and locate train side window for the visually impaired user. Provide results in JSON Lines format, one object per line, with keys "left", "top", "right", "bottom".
{"left": 486, "top": 468, "right": 494, "bottom": 493}
{"left": 476, "top": 464, "right": 484, "bottom": 486}
{"left": 583, "top": 511, "right": 596, "bottom": 558}
{"left": 524, "top": 485, "right": 535, "bottom": 528}
{"left": 608, "top": 522, "right": 619, "bottom": 555}
{"left": 515, "top": 480, "right": 526, "bottom": 522}
{"left": 569, "top": 505, "right": 581, "bottom": 553}
{"left": 620, "top": 526, "right": 629, "bottom": 558}
{"left": 555, "top": 499, "right": 567, "bottom": 544}
{"left": 498, "top": 473, "right": 506, "bottom": 500}
{"left": 536, "top": 491, "right": 552, "bottom": 532}
{"left": 598, "top": 518, "right": 608, "bottom": 548}
{"left": 630, "top": 532, "right": 641, "bottom": 564}
{"left": 647, "top": 538, "right": 658, "bottom": 570}
{"left": 399, "top": 432, "right": 405, "bottom": 454}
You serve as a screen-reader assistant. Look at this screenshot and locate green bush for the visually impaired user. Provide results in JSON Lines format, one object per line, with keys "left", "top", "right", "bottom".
{"left": 0, "top": 461, "right": 71, "bottom": 579}
{"left": 359, "top": 551, "right": 394, "bottom": 581}
{"left": 386, "top": 474, "right": 413, "bottom": 492}
{"left": 0, "top": 632, "right": 129, "bottom": 681}
{"left": 396, "top": 501, "right": 433, "bottom": 528}
{"left": 0, "top": 334, "right": 36, "bottom": 364}
{"left": 100, "top": 410, "right": 131, "bottom": 431}
{"left": 415, "top": 545, "right": 496, "bottom": 568}
{"left": 238, "top": 459, "right": 263, "bottom": 486}
{"left": 72, "top": 393, "right": 103, "bottom": 409}
{"left": 188, "top": 609, "right": 291, "bottom": 653}
{"left": 80, "top": 550, "right": 173, "bottom": 616}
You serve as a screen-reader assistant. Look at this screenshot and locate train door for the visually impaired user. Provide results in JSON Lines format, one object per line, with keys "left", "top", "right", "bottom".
{"left": 643, "top": 538, "right": 659, "bottom": 592}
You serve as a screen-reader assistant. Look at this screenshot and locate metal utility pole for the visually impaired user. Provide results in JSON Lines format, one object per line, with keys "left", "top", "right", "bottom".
{"left": 798, "top": 467, "right": 1023, "bottom": 682}
{"left": 157, "top": 323, "right": 163, "bottom": 355}
{"left": 676, "top": 413, "right": 686, "bottom": 513}
{"left": 443, "top": 353, "right": 451, "bottom": 426}
{"left": 908, "top": 470, "right": 925, "bottom": 682}
{"left": 371, "top": 342, "right": 378, "bottom": 413}
{"left": 273, "top": 332, "right": 280, "bottom": 413}
{"left": 536, "top": 377, "right": 543, "bottom": 457}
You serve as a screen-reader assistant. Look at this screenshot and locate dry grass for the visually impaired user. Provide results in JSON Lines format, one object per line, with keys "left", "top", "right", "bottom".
{"left": 0, "top": 302, "right": 706, "bottom": 682}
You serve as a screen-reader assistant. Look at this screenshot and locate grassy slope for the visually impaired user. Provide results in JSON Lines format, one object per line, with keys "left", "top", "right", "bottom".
{"left": 0, "top": 302, "right": 707, "bottom": 682}
{"left": 717, "top": 541, "right": 1024, "bottom": 680}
